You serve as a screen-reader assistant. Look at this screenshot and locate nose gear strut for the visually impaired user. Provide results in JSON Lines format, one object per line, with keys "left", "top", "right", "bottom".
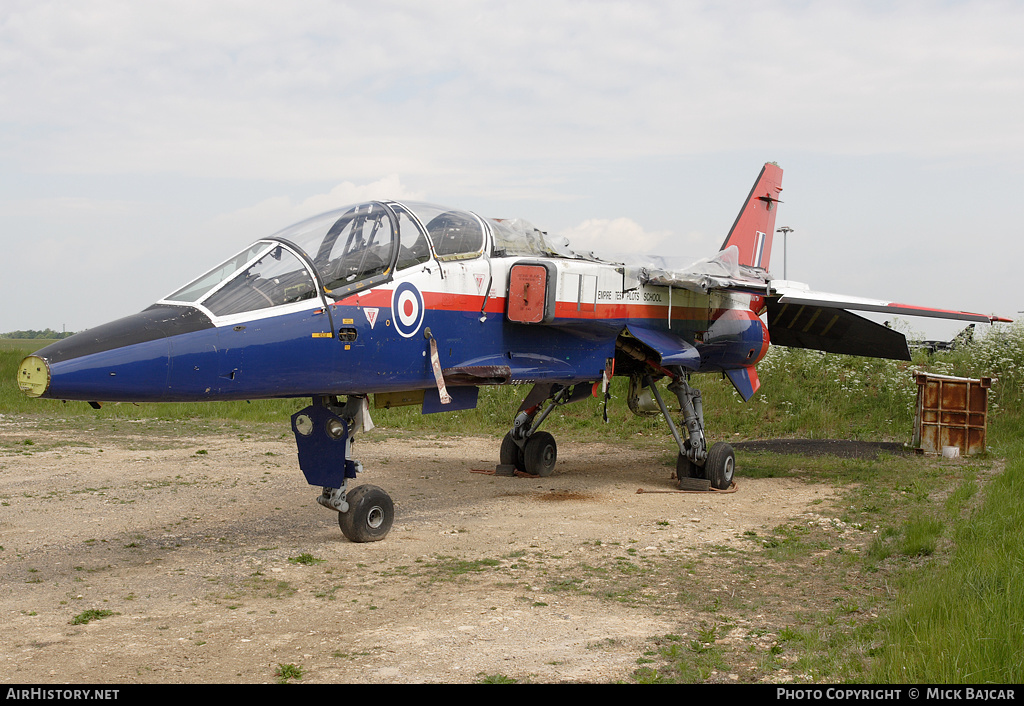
{"left": 292, "top": 395, "right": 395, "bottom": 542}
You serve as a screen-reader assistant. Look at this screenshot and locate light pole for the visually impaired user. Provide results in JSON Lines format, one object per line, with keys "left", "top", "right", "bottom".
{"left": 777, "top": 226, "right": 793, "bottom": 279}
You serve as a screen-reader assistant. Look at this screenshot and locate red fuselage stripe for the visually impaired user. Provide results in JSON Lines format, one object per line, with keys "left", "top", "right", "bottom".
{"left": 336, "top": 289, "right": 732, "bottom": 323}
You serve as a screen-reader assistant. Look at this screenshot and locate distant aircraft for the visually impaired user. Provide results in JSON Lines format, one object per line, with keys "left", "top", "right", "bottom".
{"left": 16, "top": 163, "right": 1010, "bottom": 542}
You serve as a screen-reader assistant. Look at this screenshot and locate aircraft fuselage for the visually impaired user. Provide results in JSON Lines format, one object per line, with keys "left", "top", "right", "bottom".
{"left": 21, "top": 236, "right": 768, "bottom": 406}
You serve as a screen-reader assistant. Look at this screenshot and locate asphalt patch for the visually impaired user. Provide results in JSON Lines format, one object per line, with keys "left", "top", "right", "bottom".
{"left": 733, "top": 439, "right": 910, "bottom": 460}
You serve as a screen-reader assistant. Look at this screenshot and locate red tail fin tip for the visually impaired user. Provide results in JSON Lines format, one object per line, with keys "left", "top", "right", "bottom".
{"left": 720, "top": 163, "right": 784, "bottom": 271}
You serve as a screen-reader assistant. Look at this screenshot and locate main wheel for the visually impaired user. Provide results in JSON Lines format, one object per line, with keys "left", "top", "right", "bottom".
{"left": 500, "top": 432, "right": 526, "bottom": 472}
{"left": 338, "top": 484, "right": 394, "bottom": 542}
{"left": 523, "top": 431, "right": 557, "bottom": 477}
{"left": 704, "top": 442, "right": 735, "bottom": 490}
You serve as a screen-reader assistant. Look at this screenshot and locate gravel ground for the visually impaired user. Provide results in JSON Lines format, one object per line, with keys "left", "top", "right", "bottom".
{"left": 0, "top": 419, "right": 854, "bottom": 684}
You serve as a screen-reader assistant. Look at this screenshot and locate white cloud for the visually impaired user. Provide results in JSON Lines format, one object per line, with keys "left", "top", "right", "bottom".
{"left": 300, "top": 176, "right": 427, "bottom": 214}
{"left": 557, "top": 217, "right": 671, "bottom": 256}
{"left": 5, "top": 1, "right": 1024, "bottom": 187}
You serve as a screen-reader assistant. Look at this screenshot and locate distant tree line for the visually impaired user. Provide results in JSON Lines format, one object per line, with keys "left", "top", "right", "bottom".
{"left": 1, "top": 329, "right": 76, "bottom": 339}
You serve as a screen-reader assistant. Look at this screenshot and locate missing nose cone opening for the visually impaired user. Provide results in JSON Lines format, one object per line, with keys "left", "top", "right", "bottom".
{"left": 18, "top": 355, "right": 50, "bottom": 398}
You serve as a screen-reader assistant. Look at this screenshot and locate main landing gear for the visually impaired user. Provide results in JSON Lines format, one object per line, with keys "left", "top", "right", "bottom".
{"left": 640, "top": 369, "right": 735, "bottom": 491}
{"left": 291, "top": 395, "right": 395, "bottom": 543}
{"left": 499, "top": 383, "right": 590, "bottom": 477}
{"left": 500, "top": 368, "right": 735, "bottom": 490}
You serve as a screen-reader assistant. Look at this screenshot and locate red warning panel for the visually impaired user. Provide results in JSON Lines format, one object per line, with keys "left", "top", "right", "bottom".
{"left": 507, "top": 264, "right": 550, "bottom": 323}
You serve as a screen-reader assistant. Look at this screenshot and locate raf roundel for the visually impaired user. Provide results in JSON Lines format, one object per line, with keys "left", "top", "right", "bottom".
{"left": 392, "top": 281, "right": 425, "bottom": 338}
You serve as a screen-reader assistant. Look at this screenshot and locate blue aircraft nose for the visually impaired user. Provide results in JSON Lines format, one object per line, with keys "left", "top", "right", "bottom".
{"left": 17, "top": 305, "right": 214, "bottom": 403}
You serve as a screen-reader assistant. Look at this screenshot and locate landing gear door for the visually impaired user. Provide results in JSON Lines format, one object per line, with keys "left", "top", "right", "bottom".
{"left": 507, "top": 261, "right": 557, "bottom": 324}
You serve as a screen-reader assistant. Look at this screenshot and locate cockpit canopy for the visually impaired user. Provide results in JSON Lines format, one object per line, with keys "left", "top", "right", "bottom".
{"left": 161, "top": 200, "right": 586, "bottom": 318}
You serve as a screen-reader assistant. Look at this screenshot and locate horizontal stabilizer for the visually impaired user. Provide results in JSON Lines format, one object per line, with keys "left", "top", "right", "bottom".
{"left": 767, "top": 299, "right": 911, "bottom": 360}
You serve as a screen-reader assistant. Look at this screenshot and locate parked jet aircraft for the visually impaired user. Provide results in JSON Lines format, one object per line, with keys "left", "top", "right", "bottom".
{"left": 16, "top": 163, "right": 1009, "bottom": 542}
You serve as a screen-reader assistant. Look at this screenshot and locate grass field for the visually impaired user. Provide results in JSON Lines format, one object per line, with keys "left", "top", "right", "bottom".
{"left": 4, "top": 324, "right": 1024, "bottom": 683}
{"left": 0, "top": 338, "right": 60, "bottom": 351}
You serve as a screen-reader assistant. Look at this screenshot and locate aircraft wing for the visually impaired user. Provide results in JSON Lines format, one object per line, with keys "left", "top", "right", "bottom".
{"left": 637, "top": 261, "right": 1006, "bottom": 327}
{"left": 766, "top": 283, "right": 1010, "bottom": 361}
{"left": 632, "top": 253, "right": 1009, "bottom": 362}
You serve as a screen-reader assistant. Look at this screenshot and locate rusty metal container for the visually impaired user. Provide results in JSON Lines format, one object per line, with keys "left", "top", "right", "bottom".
{"left": 913, "top": 373, "right": 993, "bottom": 456}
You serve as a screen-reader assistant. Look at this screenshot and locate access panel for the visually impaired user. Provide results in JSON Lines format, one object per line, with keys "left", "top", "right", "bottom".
{"left": 507, "top": 261, "right": 556, "bottom": 324}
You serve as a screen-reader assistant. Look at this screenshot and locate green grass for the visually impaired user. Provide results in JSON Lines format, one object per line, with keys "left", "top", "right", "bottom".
{"left": 476, "top": 673, "right": 518, "bottom": 684}
{"left": 866, "top": 430, "right": 1024, "bottom": 683}
{"left": 633, "top": 633, "right": 730, "bottom": 683}
{"left": 0, "top": 338, "right": 63, "bottom": 352}
{"left": 288, "top": 553, "right": 325, "bottom": 566}
{"left": 70, "top": 608, "right": 116, "bottom": 625}
{"left": 274, "top": 663, "right": 303, "bottom": 683}
{"left": 858, "top": 323, "right": 1024, "bottom": 684}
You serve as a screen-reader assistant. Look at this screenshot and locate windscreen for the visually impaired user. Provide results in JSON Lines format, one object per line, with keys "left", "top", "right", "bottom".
{"left": 166, "top": 243, "right": 268, "bottom": 303}
{"left": 203, "top": 245, "right": 318, "bottom": 316}
{"left": 163, "top": 242, "right": 320, "bottom": 316}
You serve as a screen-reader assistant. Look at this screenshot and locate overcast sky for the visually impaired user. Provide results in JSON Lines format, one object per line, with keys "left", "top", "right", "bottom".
{"left": 3, "top": 1, "right": 1021, "bottom": 339}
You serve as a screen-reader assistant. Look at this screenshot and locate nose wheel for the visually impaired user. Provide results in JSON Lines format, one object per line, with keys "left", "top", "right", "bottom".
{"left": 338, "top": 484, "right": 394, "bottom": 543}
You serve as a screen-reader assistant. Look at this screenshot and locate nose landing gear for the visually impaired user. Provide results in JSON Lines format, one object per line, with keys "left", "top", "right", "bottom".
{"left": 293, "top": 396, "right": 394, "bottom": 543}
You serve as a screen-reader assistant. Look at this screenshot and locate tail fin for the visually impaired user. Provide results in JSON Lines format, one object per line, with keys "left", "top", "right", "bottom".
{"left": 719, "top": 162, "right": 784, "bottom": 270}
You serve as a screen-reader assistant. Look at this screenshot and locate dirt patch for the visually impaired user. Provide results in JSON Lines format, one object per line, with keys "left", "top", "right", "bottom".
{"left": 0, "top": 420, "right": 864, "bottom": 684}
{"left": 529, "top": 490, "right": 602, "bottom": 502}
